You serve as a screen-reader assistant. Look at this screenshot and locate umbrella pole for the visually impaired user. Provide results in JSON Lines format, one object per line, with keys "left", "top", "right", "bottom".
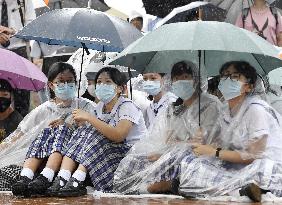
{"left": 198, "top": 50, "right": 201, "bottom": 127}
{"left": 77, "top": 44, "right": 86, "bottom": 108}
{"left": 128, "top": 67, "right": 133, "bottom": 100}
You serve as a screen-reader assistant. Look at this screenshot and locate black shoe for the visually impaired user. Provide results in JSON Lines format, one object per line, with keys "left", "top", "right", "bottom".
{"left": 170, "top": 179, "right": 180, "bottom": 195}
{"left": 46, "top": 176, "right": 68, "bottom": 197}
{"left": 57, "top": 177, "right": 87, "bottom": 197}
{"left": 239, "top": 183, "right": 262, "bottom": 202}
{"left": 28, "top": 174, "right": 52, "bottom": 196}
{"left": 12, "top": 176, "right": 32, "bottom": 197}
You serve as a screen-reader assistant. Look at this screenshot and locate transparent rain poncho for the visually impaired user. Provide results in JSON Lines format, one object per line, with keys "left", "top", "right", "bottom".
{"left": 113, "top": 61, "right": 222, "bottom": 194}
{"left": 179, "top": 79, "right": 282, "bottom": 198}
{"left": 0, "top": 98, "right": 95, "bottom": 169}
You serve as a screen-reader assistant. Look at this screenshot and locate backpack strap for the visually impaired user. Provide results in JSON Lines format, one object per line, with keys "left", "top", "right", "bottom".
{"left": 242, "top": 8, "right": 250, "bottom": 28}
{"left": 270, "top": 6, "right": 278, "bottom": 27}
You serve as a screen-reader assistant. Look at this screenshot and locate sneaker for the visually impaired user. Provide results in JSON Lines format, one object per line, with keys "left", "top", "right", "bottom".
{"left": 239, "top": 183, "right": 262, "bottom": 202}
{"left": 46, "top": 176, "right": 68, "bottom": 197}
{"left": 12, "top": 176, "right": 32, "bottom": 197}
{"left": 28, "top": 174, "right": 52, "bottom": 196}
{"left": 57, "top": 177, "right": 87, "bottom": 197}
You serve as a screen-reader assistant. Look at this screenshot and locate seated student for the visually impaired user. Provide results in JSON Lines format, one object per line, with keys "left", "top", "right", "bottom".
{"left": 0, "top": 62, "right": 94, "bottom": 195}
{"left": 0, "top": 79, "right": 23, "bottom": 142}
{"left": 178, "top": 61, "right": 282, "bottom": 202}
{"left": 82, "top": 71, "right": 99, "bottom": 104}
{"left": 113, "top": 61, "right": 222, "bottom": 194}
{"left": 46, "top": 67, "right": 147, "bottom": 197}
{"left": 142, "top": 72, "right": 177, "bottom": 128}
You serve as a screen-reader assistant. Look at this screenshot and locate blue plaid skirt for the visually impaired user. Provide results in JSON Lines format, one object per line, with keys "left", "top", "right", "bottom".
{"left": 26, "top": 124, "right": 73, "bottom": 159}
{"left": 64, "top": 125, "right": 131, "bottom": 192}
{"left": 114, "top": 145, "right": 191, "bottom": 194}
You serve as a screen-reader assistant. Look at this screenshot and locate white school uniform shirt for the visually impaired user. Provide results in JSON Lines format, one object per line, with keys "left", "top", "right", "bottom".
{"left": 0, "top": 0, "right": 36, "bottom": 49}
{"left": 94, "top": 96, "right": 147, "bottom": 145}
{"left": 144, "top": 92, "right": 177, "bottom": 128}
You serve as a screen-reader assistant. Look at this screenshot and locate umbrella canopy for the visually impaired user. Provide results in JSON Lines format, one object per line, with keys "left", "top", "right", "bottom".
{"left": 155, "top": 1, "right": 227, "bottom": 28}
{"left": 15, "top": 8, "right": 142, "bottom": 52}
{"left": 142, "top": 0, "right": 198, "bottom": 18}
{"left": 0, "top": 49, "right": 47, "bottom": 91}
{"left": 205, "top": 0, "right": 279, "bottom": 24}
{"left": 110, "top": 21, "right": 282, "bottom": 76}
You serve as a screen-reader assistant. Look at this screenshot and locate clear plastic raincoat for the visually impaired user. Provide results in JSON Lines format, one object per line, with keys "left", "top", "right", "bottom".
{"left": 179, "top": 90, "right": 282, "bottom": 197}
{"left": 0, "top": 98, "right": 95, "bottom": 169}
{"left": 113, "top": 62, "right": 222, "bottom": 194}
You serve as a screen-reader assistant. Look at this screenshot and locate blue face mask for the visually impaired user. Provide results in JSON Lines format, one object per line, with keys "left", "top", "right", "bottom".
{"left": 95, "top": 84, "right": 117, "bottom": 104}
{"left": 172, "top": 80, "right": 195, "bottom": 100}
{"left": 218, "top": 78, "right": 243, "bottom": 101}
{"left": 143, "top": 80, "right": 161, "bottom": 96}
{"left": 54, "top": 83, "right": 76, "bottom": 100}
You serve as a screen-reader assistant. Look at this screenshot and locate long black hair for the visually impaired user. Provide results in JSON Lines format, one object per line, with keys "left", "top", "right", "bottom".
{"left": 48, "top": 62, "right": 77, "bottom": 99}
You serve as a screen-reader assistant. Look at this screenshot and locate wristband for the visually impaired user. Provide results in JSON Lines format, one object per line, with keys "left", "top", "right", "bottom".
{"left": 215, "top": 148, "right": 222, "bottom": 158}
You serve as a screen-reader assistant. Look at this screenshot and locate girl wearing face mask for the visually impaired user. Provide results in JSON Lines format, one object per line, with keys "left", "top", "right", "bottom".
{"left": 9, "top": 62, "right": 95, "bottom": 196}
{"left": 46, "top": 67, "right": 147, "bottom": 197}
{"left": 142, "top": 73, "right": 177, "bottom": 128}
{"left": 113, "top": 61, "right": 222, "bottom": 194}
{"left": 179, "top": 61, "right": 282, "bottom": 202}
{"left": 0, "top": 79, "right": 23, "bottom": 142}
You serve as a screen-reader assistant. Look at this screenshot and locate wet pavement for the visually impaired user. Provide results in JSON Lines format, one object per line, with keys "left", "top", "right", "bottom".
{"left": 0, "top": 193, "right": 280, "bottom": 205}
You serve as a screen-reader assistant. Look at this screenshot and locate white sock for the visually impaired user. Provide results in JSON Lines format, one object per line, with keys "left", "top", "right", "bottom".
{"left": 58, "top": 169, "right": 72, "bottom": 187}
{"left": 40, "top": 167, "right": 55, "bottom": 182}
{"left": 20, "top": 168, "right": 34, "bottom": 180}
{"left": 72, "top": 170, "right": 86, "bottom": 182}
{"left": 139, "top": 183, "right": 149, "bottom": 194}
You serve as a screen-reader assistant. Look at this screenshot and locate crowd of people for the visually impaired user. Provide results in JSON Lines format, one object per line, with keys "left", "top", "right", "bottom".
{"left": 0, "top": 0, "right": 282, "bottom": 203}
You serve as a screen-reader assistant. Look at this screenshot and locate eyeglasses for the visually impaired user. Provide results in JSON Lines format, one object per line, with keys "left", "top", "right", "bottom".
{"left": 220, "top": 73, "right": 241, "bottom": 81}
{"left": 53, "top": 80, "right": 76, "bottom": 87}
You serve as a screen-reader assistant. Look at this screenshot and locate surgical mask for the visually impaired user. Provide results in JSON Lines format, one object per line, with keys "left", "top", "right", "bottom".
{"left": 172, "top": 80, "right": 195, "bottom": 100}
{"left": 0, "top": 97, "right": 11, "bottom": 112}
{"left": 54, "top": 83, "right": 76, "bottom": 100}
{"left": 218, "top": 78, "right": 244, "bottom": 101}
{"left": 143, "top": 81, "right": 161, "bottom": 96}
{"left": 87, "top": 84, "right": 96, "bottom": 97}
{"left": 95, "top": 84, "right": 116, "bottom": 104}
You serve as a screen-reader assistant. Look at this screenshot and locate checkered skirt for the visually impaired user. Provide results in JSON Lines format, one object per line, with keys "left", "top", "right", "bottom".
{"left": 179, "top": 155, "right": 282, "bottom": 197}
{"left": 0, "top": 165, "right": 22, "bottom": 191}
{"left": 114, "top": 145, "right": 191, "bottom": 194}
{"left": 26, "top": 124, "right": 73, "bottom": 159}
{"left": 64, "top": 125, "right": 131, "bottom": 192}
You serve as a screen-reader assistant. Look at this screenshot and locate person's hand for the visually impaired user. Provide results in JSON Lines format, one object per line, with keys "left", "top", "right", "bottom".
{"left": 33, "top": 58, "right": 43, "bottom": 69}
{"left": 147, "top": 154, "right": 161, "bottom": 162}
{"left": 191, "top": 143, "right": 216, "bottom": 157}
{"left": 0, "top": 26, "right": 15, "bottom": 35}
{"left": 0, "top": 33, "right": 10, "bottom": 46}
{"left": 49, "top": 119, "right": 64, "bottom": 128}
{"left": 72, "top": 109, "right": 91, "bottom": 123}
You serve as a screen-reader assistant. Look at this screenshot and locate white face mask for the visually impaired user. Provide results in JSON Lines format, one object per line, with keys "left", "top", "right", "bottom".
{"left": 171, "top": 80, "right": 195, "bottom": 100}
{"left": 218, "top": 78, "right": 244, "bottom": 101}
{"left": 95, "top": 84, "right": 117, "bottom": 104}
{"left": 87, "top": 84, "right": 96, "bottom": 97}
{"left": 142, "top": 80, "right": 162, "bottom": 96}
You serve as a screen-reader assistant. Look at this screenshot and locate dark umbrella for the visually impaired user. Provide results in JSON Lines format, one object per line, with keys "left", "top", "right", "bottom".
{"left": 15, "top": 8, "right": 142, "bottom": 52}
{"left": 142, "top": 0, "right": 200, "bottom": 18}
{"left": 15, "top": 8, "right": 142, "bottom": 99}
{"left": 155, "top": 1, "right": 226, "bottom": 28}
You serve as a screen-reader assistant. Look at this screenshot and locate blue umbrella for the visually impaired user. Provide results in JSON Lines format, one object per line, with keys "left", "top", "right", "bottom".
{"left": 15, "top": 8, "right": 142, "bottom": 52}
